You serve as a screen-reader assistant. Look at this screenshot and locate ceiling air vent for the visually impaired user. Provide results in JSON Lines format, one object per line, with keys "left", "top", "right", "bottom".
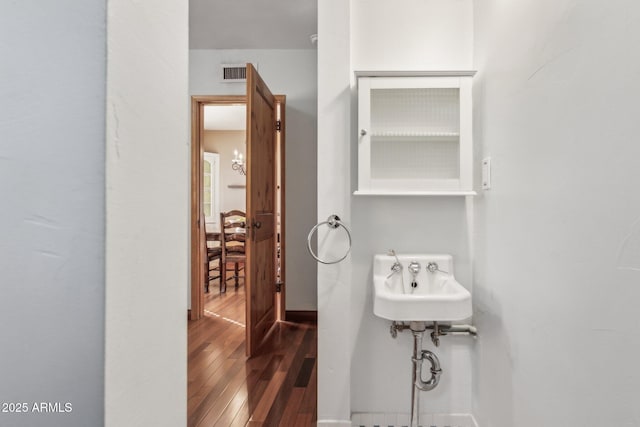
{"left": 220, "top": 63, "right": 248, "bottom": 83}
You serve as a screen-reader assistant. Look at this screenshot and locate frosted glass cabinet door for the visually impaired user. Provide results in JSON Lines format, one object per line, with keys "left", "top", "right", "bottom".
{"left": 356, "top": 75, "right": 473, "bottom": 195}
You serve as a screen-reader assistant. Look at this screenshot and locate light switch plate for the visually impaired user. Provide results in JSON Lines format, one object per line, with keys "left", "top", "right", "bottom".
{"left": 482, "top": 157, "right": 491, "bottom": 190}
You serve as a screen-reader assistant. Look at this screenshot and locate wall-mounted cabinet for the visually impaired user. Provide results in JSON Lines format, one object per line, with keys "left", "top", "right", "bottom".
{"left": 355, "top": 72, "right": 475, "bottom": 196}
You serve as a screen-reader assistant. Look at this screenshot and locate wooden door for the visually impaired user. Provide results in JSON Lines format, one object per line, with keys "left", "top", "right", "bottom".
{"left": 245, "top": 64, "right": 278, "bottom": 357}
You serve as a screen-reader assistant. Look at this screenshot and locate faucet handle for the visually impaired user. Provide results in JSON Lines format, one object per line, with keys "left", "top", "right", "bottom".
{"left": 426, "top": 262, "right": 449, "bottom": 274}
{"left": 387, "top": 249, "right": 404, "bottom": 277}
{"left": 387, "top": 262, "right": 402, "bottom": 279}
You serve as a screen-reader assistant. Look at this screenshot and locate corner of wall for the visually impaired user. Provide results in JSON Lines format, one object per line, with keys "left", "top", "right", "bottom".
{"left": 105, "top": 1, "right": 189, "bottom": 426}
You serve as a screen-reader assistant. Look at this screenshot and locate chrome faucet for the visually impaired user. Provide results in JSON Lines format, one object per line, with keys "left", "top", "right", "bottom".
{"left": 408, "top": 261, "right": 420, "bottom": 288}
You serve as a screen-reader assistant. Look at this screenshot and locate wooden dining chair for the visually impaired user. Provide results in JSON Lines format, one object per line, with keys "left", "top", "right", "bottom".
{"left": 220, "top": 210, "right": 246, "bottom": 292}
{"left": 201, "top": 213, "right": 222, "bottom": 293}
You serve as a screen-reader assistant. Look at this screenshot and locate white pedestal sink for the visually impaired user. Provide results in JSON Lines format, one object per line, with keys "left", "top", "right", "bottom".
{"left": 373, "top": 253, "right": 471, "bottom": 322}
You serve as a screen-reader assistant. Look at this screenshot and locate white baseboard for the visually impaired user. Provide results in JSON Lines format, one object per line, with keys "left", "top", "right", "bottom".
{"left": 318, "top": 420, "right": 353, "bottom": 427}
{"left": 351, "top": 412, "right": 478, "bottom": 427}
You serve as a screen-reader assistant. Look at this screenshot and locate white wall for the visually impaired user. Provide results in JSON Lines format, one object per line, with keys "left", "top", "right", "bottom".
{"left": 0, "top": 2, "right": 106, "bottom": 426}
{"left": 190, "top": 49, "right": 317, "bottom": 310}
{"left": 351, "top": 0, "right": 473, "bottom": 71}
{"left": 317, "top": 1, "right": 353, "bottom": 424}
{"left": 105, "top": 1, "right": 189, "bottom": 426}
{"left": 350, "top": 0, "right": 475, "bottom": 417}
{"left": 473, "top": 1, "right": 640, "bottom": 426}
{"left": 318, "top": 0, "right": 475, "bottom": 423}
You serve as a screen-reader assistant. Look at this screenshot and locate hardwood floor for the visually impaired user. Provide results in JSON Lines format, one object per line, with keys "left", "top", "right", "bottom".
{"left": 188, "top": 283, "right": 317, "bottom": 427}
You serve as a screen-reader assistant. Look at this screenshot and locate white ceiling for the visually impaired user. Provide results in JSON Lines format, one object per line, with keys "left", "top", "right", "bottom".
{"left": 204, "top": 105, "right": 246, "bottom": 130}
{"left": 189, "top": 0, "right": 317, "bottom": 49}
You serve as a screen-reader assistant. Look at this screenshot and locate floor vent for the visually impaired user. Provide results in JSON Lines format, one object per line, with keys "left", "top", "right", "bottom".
{"left": 220, "top": 63, "right": 248, "bottom": 82}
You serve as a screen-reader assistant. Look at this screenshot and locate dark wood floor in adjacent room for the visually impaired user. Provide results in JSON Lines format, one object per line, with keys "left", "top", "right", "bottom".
{"left": 188, "top": 283, "right": 317, "bottom": 427}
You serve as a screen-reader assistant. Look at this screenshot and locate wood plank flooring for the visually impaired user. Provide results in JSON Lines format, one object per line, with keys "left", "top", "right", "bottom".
{"left": 188, "top": 284, "right": 317, "bottom": 427}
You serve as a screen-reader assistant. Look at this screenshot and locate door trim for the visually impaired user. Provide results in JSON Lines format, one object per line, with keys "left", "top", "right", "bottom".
{"left": 275, "top": 94, "right": 286, "bottom": 322}
{"left": 190, "top": 96, "right": 245, "bottom": 320}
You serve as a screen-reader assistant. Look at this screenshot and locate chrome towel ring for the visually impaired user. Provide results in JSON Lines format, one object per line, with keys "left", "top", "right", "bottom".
{"left": 307, "top": 214, "right": 352, "bottom": 264}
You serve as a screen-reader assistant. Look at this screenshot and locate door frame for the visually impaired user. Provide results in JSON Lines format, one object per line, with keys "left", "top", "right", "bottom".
{"left": 190, "top": 95, "right": 286, "bottom": 323}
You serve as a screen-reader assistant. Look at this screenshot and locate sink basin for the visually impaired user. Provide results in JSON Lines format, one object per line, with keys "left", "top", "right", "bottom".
{"left": 373, "top": 254, "right": 471, "bottom": 322}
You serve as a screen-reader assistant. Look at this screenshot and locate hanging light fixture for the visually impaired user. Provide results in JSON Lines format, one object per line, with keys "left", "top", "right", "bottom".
{"left": 231, "top": 149, "right": 246, "bottom": 175}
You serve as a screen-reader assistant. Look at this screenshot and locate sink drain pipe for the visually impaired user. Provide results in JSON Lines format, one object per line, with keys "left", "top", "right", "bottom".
{"left": 410, "top": 325, "right": 442, "bottom": 427}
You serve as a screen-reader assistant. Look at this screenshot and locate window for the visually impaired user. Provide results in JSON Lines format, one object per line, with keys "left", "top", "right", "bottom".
{"left": 203, "top": 152, "right": 220, "bottom": 227}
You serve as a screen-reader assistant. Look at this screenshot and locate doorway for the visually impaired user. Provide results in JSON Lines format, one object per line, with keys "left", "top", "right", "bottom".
{"left": 190, "top": 67, "right": 286, "bottom": 357}
{"left": 202, "top": 109, "right": 245, "bottom": 291}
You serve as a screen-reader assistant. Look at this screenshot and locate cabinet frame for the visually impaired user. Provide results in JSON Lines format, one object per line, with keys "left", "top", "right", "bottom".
{"left": 355, "top": 73, "right": 475, "bottom": 196}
